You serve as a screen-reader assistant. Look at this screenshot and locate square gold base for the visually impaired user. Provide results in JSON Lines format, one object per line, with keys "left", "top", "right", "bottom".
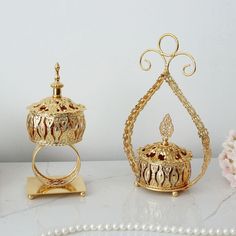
{"left": 26, "top": 176, "right": 86, "bottom": 199}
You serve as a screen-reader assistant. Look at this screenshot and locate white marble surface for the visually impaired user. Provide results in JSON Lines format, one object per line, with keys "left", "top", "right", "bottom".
{"left": 0, "top": 159, "right": 235, "bottom": 236}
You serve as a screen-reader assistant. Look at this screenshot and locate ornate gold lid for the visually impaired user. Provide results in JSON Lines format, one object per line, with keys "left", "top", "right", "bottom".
{"left": 28, "top": 63, "right": 85, "bottom": 116}
{"left": 138, "top": 114, "right": 192, "bottom": 163}
{"left": 26, "top": 63, "right": 86, "bottom": 146}
{"left": 28, "top": 97, "right": 85, "bottom": 116}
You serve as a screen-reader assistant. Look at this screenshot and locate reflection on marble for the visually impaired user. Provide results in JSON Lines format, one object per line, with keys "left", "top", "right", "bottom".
{"left": 122, "top": 189, "right": 202, "bottom": 226}
{"left": 0, "top": 160, "right": 235, "bottom": 236}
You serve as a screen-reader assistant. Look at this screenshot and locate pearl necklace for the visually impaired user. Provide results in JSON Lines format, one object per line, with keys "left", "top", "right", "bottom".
{"left": 41, "top": 223, "right": 236, "bottom": 236}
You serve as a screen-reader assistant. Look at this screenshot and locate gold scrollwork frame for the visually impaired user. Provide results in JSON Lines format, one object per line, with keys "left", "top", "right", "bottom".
{"left": 123, "top": 33, "right": 211, "bottom": 190}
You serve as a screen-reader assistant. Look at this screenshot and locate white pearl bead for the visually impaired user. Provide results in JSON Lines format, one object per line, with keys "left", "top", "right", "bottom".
{"left": 119, "top": 224, "right": 126, "bottom": 230}
{"left": 127, "top": 224, "right": 133, "bottom": 230}
{"left": 82, "top": 224, "right": 89, "bottom": 231}
{"left": 134, "top": 224, "right": 141, "bottom": 230}
{"left": 148, "top": 225, "right": 155, "bottom": 232}
{"left": 216, "top": 229, "right": 222, "bottom": 236}
{"left": 163, "top": 226, "right": 170, "bottom": 233}
{"left": 75, "top": 225, "right": 82, "bottom": 232}
{"left": 54, "top": 229, "right": 62, "bottom": 236}
{"left": 200, "top": 228, "right": 207, "bottom": 236}
{"left": 61, "top": 228, "right": 69, "bottom": 235}
{"left": 178, "top": 227, "right": 184, "bottom": 234}
{"left": 209, "top": 228, "right": 215, "bottom": 236}
{"left": 223, "top": 229, "right": 229, "bottom": 236}
{"left": 185, "top": 227, "right": 192, "bottom": 235}
{"left": 141, "top": 224, "right": 148, "bottom": 231}
{"left": 112, "top": 224, "right": 119, "bottom": 230}
{"left": 97, "top": 224, "right": 104, "bottom": 231}
{"left": 230, "top": 228, "right": 236, "bottom": 235}
{"left": 105, "top": 224, "right": 112, "bottom": 231}
{"left": 155, "top": 225, "right": 162, "bottom": 233}
{"left": 68, "top": 226, "right": 75, "bottom": 233}
{"left": 47, "top": 231, "right": 54, "bottom": 236}
{"left": 90, "top": 224, "right": 97, "bottom": 231}
{"left": 171, "top": 226, "right": 177, "bottom": 233}
{"left": 193, "top": 228, "right": 200, "bottom": 235}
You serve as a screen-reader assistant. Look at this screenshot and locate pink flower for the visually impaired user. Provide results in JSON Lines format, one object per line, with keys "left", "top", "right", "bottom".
{"left": 219, "top": 152, "right": 234, "bottom": 174}
{"left": 222, "top": 141, "right": 234, "bottom": 152}
{"left": 223, "top": 172, "right": 236, "bottom": 188}
{"left": 218, "top": 130, "right": 236, "bottom": 188}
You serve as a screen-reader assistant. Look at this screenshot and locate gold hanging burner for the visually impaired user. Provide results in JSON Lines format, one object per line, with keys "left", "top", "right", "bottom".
{"left": 123, "top": 33, "right": 211, "bottom": 196}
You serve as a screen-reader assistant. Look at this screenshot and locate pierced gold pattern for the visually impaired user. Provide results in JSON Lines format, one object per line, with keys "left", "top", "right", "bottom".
{"left": 159, "top": 114, "right": 174, "bottom": 144}
{"left": 123, "top": 33, "right": 211, "bottom": 196}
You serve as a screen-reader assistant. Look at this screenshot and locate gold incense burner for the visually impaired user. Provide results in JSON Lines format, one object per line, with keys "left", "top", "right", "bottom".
{"left": 123, "top": 33, "right": 211, "bottom": 196}
{"left": 137, "top": 114, "right": 192, "bottom": 195}
{"left": 26, "top": 63, "right": 86, "bottom": 199}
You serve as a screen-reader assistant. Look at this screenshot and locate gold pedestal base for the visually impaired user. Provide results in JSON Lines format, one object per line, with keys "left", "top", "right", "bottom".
{"left": 26, "top": 176, "right": 86, "bottom": 199}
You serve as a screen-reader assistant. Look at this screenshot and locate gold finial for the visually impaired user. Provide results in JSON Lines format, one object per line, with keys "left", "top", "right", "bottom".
{"left": 159, "top": 114, "right": 174, "bottom": 145}
{"left": 55, "top": 62, "right": 60, "bottom": 81}
{"left": 51, "top": 62, "right": 64, "bottom": 98}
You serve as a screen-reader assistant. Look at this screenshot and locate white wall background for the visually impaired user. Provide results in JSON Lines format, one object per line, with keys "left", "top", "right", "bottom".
{"left": 0, "top": 0, "right": 236, "bottom": 162}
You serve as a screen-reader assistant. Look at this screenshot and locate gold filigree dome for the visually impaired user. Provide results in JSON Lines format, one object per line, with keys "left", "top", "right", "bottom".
{"left": 138, "top": 114, "right": 192, "bottom": 164}
{"left": 138, "top": 142, "right": 192, "bottom": 164}
{"left": 28, "top": 97, "right": 85, "bottom": 116}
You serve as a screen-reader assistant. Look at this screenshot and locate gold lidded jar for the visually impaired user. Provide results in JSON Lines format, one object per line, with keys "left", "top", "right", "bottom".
{"left": 26, "top": 63, "right": 86, "bottom": 146}
{"left": 136, "top": 114, "right": 192, "bottom": 192}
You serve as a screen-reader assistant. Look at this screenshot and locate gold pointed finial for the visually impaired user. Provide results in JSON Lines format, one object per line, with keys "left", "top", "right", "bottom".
{"left": 51, "top": 62, "right": 64, "bottom": 98}
{"left": 55, "top": 62, "right": 60, "bottom": 81}
{"left": 159, "top": 114, "right": 174, "bottom": 145}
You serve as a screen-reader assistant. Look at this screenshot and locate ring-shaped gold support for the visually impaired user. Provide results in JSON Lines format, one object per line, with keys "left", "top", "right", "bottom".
{"left": 27, "top": 144, "right": 86, "bottom": 199}
{"left": 32, "top": 144, "right": 81, "bottom": 187}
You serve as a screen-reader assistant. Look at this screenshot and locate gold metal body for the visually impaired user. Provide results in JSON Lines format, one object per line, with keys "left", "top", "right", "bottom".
{"left": 27, "top": 97, "right": 85, "bottom": 146}
{"left": 123, "top": 33, "right": 211, "bottom": 196}
{"left": 137, "top": 114, "right": 192, "bottom": 195}
{"left": 26, "top": 63, "right": 86, "bottom": 199}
